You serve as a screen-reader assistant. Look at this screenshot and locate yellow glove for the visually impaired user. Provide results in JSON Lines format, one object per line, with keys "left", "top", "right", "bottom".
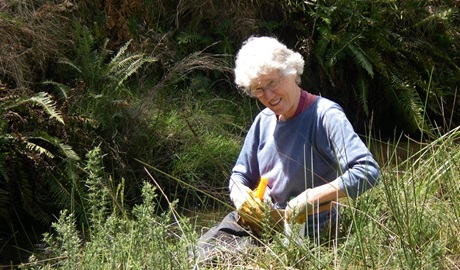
{"left": 230, "top": 183, "right": 264, "bottom": 228}
{"left": 285, "top": 189, "right": 313, "bottom": 224}
{"left": 230, "top": 182, "right": 285, "bottom": 233}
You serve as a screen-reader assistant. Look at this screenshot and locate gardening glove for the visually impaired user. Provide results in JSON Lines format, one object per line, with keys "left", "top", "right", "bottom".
{"left": 285, "top": 189, "right": 314, "bottom": 224}
{"left": 230, "top": 183, "right": 285, "bottom": 233}
{"left": 230, "top": 183, "right": 265, "bottom": 227}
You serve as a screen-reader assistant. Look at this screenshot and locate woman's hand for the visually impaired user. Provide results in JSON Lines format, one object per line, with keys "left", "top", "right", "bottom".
{"left": 230, "top": 183, "right": 265, "bottom": 225}
{"left": 285, "top": 189, "right": 314, "bottom": 224}
{"left": 230, "top": 182, "right": 287, "bottom": 232}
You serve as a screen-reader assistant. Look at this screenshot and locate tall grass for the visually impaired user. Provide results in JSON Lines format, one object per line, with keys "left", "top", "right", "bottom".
{"left": 13, "top": 127, "right": 460, "bottom": 269}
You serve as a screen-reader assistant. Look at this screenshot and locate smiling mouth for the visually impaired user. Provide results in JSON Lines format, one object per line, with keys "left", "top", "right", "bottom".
{"left": 269, "top": 98, "right": 281, "bottom": 106}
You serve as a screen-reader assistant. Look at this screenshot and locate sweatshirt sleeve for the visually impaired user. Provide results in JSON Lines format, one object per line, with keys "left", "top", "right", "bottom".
{"left": 228, "top": 116, "right": 262, "bottom": 193}
{"left": 320, "top": 105, "right": 381, "bottom": 198}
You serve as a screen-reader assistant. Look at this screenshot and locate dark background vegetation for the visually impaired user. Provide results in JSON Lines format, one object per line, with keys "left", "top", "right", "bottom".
{"left": 1, "top": 0, "right": 459, "bottom": 264}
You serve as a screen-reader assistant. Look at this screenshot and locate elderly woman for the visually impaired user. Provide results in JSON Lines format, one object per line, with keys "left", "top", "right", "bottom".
{"left": 197, "top": 36, "right": 380, "bottom": 259}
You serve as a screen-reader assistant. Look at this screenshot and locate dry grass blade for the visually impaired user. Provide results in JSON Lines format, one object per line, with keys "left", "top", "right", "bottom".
{"left": 0, "top": 1, "right": 74, "bottom": 87}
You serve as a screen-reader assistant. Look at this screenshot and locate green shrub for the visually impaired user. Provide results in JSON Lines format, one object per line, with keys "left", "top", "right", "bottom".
{"left": 24, "top": 148, "right": 197, "bottom": 269}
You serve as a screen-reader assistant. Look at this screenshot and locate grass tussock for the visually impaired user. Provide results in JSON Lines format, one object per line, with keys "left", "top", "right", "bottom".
{"left": 0, "top": 1, "right": 74, "bottom": 87}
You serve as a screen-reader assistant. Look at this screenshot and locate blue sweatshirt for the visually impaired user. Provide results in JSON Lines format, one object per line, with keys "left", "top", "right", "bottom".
{"left": 229, "top": 96, "right": 380, "bottom": 227}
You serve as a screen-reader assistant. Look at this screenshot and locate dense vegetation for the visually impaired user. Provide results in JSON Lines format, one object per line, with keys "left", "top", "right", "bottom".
{"left": 1, "top": 0, "right": 459, "bottom": 268}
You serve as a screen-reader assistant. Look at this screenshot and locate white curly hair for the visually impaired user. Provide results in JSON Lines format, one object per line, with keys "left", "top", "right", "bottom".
{"left": 234, "top": 36, "right": 304, "bottom": 95}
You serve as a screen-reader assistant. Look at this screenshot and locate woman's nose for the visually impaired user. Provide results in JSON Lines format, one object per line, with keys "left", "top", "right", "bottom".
{"left": 262, "top": 87, "right": 276, "bottom": 100}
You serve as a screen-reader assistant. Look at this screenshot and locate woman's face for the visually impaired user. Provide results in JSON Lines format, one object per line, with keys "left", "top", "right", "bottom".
{"left": 249, "top": 69, "right": 301, "bottom": 121}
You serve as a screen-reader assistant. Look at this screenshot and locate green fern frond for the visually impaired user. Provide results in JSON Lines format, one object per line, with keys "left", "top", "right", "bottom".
{"left": 325, "top": 32, "right": 363, "bottom": 68}
{"left": 12, "top": 92, "right": 65, "bottom": 124}
{"left": 348, "top": 43, "right": 374, "bottom": 78}
{"left": 25, "top": 140, "right": 55, "bottom": 159}
{"left": 0, "top": 188, "right": 10, "bottom": 222}
{"left": 356, "top": 75, "right": 369, "bottom": 117}
{"left": 109, "top": 39, "right": 132, "bottom": 65}
{"left": 59, "top": 143, "right": 80, "bottom": 161}
{"left": 42, "top": 80, "right": 70, "bottom": 100}
{"left": 109, "top": 55, "right": 143, "bottom": 88}
{"left": 406, "top": 89, "right": 433, "bottom": 136}
{"left": 36, "top": 132, "right": 80, "bottom": 161}
{"left": 389, "top": 73, "right": 433, "bottom": 136}
{"left": 57, "top": 58, "right": 83, "bottom": 75}
{"left": 57, "top": 31, "right": 156, "bottom": 102}
{"left": 29, "top": 92, "right": 64, "bottom": 124}
{"left": 177, "top": 31, "right": 207, "bottom": 45}
{"left": 315, "top": 25, "right": 333, "bottom": 58}
{"left": 45, "top": 172, "right": 74, "bottom": 209}
{"left": 366, "top": 48, "right": 388, "bottom": 78}
{"left": 41, "top": 139, "right": 86, "bottom": 223}
{"left": 107, "top": 40, "right": 157, "bottom": 92}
